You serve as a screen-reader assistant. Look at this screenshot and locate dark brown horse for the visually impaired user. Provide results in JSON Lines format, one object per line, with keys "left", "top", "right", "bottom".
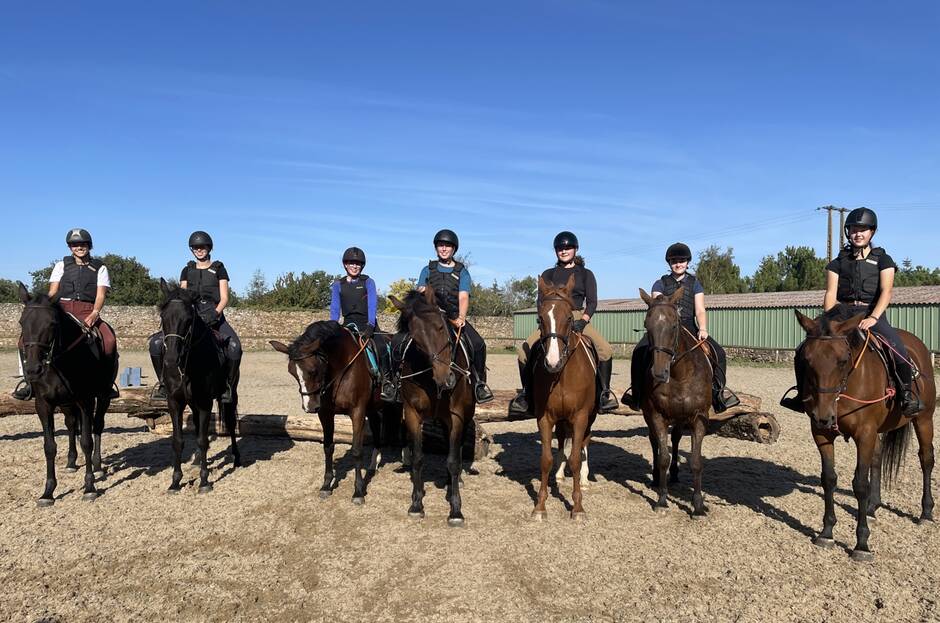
{"left": 530, "top": 275, "right": 597, "bottom": 520}
{"left": 17, "top": 282, "right": 118, "bottom": 505}
{"left": 390, "top": 288, "right": 474, "bottom": 525}
{"left": 271, "top": 320, "right": 384, "bottom": 503}
{"left": 794, "top": 310, "right": 936, "bottom": 560}
{"left": 638, "top": 287, "right": 712, "bottom": 517}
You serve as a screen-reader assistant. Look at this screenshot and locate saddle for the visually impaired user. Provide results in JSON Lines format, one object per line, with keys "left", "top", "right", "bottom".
{"left": 862, "top": 331, "right": 917, "bottom": 391}
{"left": 344, "top": 324, "right": 383, "bottom": 382}
{"left": 63, "top": 312, "right": 106, "bottom": 359}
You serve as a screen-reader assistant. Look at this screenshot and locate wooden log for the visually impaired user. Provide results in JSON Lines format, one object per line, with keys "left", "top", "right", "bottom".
{"left": 706, "top": 411, "right": 780, "bottom": 444}
{"left": 419, "top": 418, "right": 491, "bottom": 461}
{"left": 0, "top": 386, "right": 166, "bottom": 418}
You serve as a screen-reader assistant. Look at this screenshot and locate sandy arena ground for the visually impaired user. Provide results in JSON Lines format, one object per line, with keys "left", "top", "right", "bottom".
{"left": 0, "top": 351, "right": 937, "bottom": 622}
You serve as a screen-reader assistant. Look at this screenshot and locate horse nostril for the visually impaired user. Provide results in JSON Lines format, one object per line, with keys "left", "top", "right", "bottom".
{"left": 445, "top": 372, "right": 456, "bottom": 389}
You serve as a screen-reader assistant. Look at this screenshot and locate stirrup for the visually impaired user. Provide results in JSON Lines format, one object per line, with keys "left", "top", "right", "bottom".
{"left": 12, "top": 380, "right": 33, "bottom": 401}
{"left": 620, "top": 389, "right": 638, "bottom": 410}
{"left": 900, "top": 390, "right": 924, "bottom": 417}
{"left": 508, "top": 390, "right": 530, "bottom": 415}
{"left": 151, "top": 384, "right": 167, "bottom": 401}
{"left": 779, "top": 386, "right": 804, "bottom": 413}
{"left": 599, "top": 390, "right": 618, "bottom": 413}
{"left": 474, "top": 383, "right": 494, "bottom": 404}
{"left": 220, "top": 384, "right": 234, "bottom": 404}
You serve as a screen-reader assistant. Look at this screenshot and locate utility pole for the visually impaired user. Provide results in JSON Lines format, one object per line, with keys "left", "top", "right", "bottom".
{"left": 818, "top": 205, "right": 851, "bottom": 261}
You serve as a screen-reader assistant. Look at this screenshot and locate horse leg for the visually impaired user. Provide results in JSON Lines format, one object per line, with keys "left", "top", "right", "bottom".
{"left": 367, "top": 409, "right": 382, "bottom": 474}
{"left": 190, "top": 409, "right": 202, "bottom": 465}
{"left": 79, "top": 399, "right": 98, "bottom": 501}
{"left": 404, "top": 409, "right": 425, "bottom": 518}
{"left": 913, "top": 415, "right": 935, "bottom": 523}
{"left": 813, "top": 431, "right": 838, "bottom": 547}
{"left": 167, "top": 400, "right": 185, "bottom": 492}
{"left": 690, "top": 416, "right": 707, "bottom": 518}
{"left": 196, "top": 405, "right": 212, "bottom": 493}
{"left": 223, "top": 401, "right": 241, "bottom": 468}
{"left": 649, "top": 414, "right": 671, "bottom": 511}
{"left": 63, "top": 407, "right": 78, "bottom": 471}
{"left": 92, "top": 398, "right": 107, "bottom": 479}
{"left": 532, "top": 417, "right": 554, "bottom": 520}
{"left": 648, "top": 427, "right": 661, "bottom": 487}
{"left": 669, "top": 425, "right": 682, "bottom": 484}
{"left": 850, "top": 434, "right": 877, "bottom": 561}
{"left": 350, "top": 407, "right": 367, "bottom": 504}
{"left": 36, "top": 399, "right": 58, "bottom": 506}
{"left": 569, "top": 416, "right": 588, "bottom": 520}
{"left": 553, "top": 426, "right": 568, "bottom": 482}
{"left": 318, "top": 411, "right": 335, "bottom": 499}
{"left": 580, "top": 440, "right": 590, "bottom": 487}
{"left": 446, "top": 415, "right": 465, "bottom": 526}
{"left": 867, "top": 435, "right": 883, "bottom": 520}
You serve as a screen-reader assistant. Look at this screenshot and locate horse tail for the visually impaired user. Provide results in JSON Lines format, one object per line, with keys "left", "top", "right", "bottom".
{"left": 881, "top": 422, "right": 912, "bottom": 490}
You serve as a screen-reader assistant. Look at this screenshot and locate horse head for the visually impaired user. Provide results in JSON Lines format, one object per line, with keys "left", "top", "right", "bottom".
{"left": 17, "top": 281, "right": 60, "bottom": 381}
{"left": 270, "top": 321, "right": 344, "bottom": 413}
{"left": 158, "top": 278, "right": 201, "bottom": 372}
{"left": 795, "top": 309, "right": 866, "bottom": 427}
{"left": 640, "top": 286, "right": 684, "bottom": 384}
{"left": 390, "top": 288, "right": 456, "bottom": 395}
{"left": 538, "top": 274, "right": 576, "bottom": 373}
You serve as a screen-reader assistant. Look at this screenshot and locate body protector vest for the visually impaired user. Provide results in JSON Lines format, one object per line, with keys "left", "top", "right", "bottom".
{"left": 58, "top": 256, "right": 103, "bottom": 301}
{"left": 835, "top": 247, "right": 885, "bottom": 306}
{"left": 546, "top": 265, "right": 589, "bottom": 310}
{"left": 185, "top": 261, "right": 223, "bottom": 307}
{"left": 428, "top": 260, "right": 464, "bottom": 319}
{"left": 338, "top": 274, "right": 370, "bottom": 328}
{"left": 660, "top": 273, "right": 698, "bottom": 328}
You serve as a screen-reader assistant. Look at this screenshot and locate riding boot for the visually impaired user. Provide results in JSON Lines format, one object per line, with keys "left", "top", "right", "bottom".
{"left": 109, "top": 357, "right": 121, "bottom": 399}
{"left": 472, "top": 357, "right": 494, "bottom": 404}
{"left": 508, "top": 360, "right": 531, "bottom": 414}
{"left": 620, "top": 349, "right": 645, "bottom": 410}
{"left": 896, "top": 363, "right": 924, "bottom": 417}
{"left": 220, "top": 360, "right": 239, "bottom": 404}
{"left": 711, "top": 369, "right": 739, "bottom": 414}
{"left": 780, "top": 348, "right": 806, "bottom": 413}
{"left": 12, "top": 348, "right": 33, "bottom": 401}
{"left": 150, "top": 353, "right": 167, "bottom": 400}
{"left": 597, "top": 358, "right": 618, "bottom": 413}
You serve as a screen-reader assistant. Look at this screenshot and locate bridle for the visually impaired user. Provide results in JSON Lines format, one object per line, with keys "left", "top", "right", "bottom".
{"left": 20, "top": 303, "right": 89, "bottom": 395}
{"left": 537, "top": 295, "right": 575, "bottom": 370}
{"left": 161, "top": 299, "right": 207, "bottom": 379}
{"left": 399, "top": 308, "right": 469, "bottom": 382}
{"left": 647, "top": 300, "right": 682, "bottom": 363}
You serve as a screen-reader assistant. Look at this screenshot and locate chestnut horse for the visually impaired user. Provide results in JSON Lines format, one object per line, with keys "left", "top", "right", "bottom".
{"left": 638, "top": 287, "right": 712, "bottom": 517}
{"left": 794, "top": 310, "right": 935, "bottom": 561}
{"left": 390, "top": 289, "right": 474, "bottom": 526}
{"left": 271, "top": 320, "right": 383, "bottom": 503}
{"left": 531, "top": 274, "right": 597, "bottom": 520}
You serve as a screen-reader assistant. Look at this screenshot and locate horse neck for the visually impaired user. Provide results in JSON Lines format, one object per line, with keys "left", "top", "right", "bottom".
{"left": 842, "top": 337, "right": 887, "bottom": 396}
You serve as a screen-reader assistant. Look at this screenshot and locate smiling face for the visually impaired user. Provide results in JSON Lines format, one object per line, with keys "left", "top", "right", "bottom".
{"left": 668, "top": 259, "right": 689, "bottom": 276}
{"left": 436, "top": 243, "right": 455, "bottom": 262}
{"left": 68, "top": 242, "right": 90, "bottom": 260}
{"left": 190, "top": 245, "right": 210, "bottom": 261}
{"left": 344, "top": 261, "right": 363, "bottom": 278}
{"left": 847, "top": 225, "right": 874, "bottom": 249}
{"left": 555, "top": 245, "right": 577, "bottom": 265}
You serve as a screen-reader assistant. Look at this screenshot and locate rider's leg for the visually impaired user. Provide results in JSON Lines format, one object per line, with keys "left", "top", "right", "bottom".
{"left": 870, "top": 316, "right": 923, "bottom": 416}
{"left": 509, "top": 329, "right": 540, "bottom": 414}
{"left": 386, "top": 331, "right": 408, "bottom": 403}
{"left": 148, "top": 332, "right": 167, "bottom": 399}
{"left": 580, "top": 320, "right": 617, "bottom": 412}
{"left": 621, "top": 335, "right": 649, "bottom": 409}
{"left": 12, "top": 340, "right": 32, "bottom": 400}
{"left": 463, "top": 322, "right": 493, "bottom": 403}
{"left": 217, "top": 320, "right": 242, "bottom": 404}
{"left": 708, "top": 337, "right": 739, "bottom": 413}
{"left": 780, "top": 341, "right": 807, "bottom": 412}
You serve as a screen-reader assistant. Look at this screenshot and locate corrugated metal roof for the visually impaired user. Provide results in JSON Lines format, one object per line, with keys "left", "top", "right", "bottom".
{"left": 517, "top": 286, "right": 940, "bottom": 313}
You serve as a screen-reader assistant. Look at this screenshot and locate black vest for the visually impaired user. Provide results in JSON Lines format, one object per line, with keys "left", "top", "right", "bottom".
{"left": 58, "top": 256, "right": 103, "bottom": 301}
{"left": 660, "top": 273, "right": 698, "bottom": 327}
{"left": 834, "top": 247, "right": 885, "bottom": 305}
{"left": 428, "top": 260, "right": 464, "bottom": 318}
{"left": 544, "top": 265, "right": 588, "bottom": 310}
{"left": 185, "top": 261, "right": 223, "bottom": 305}
{"left": 338, "top": 275, "right": 370, "bottom": 328}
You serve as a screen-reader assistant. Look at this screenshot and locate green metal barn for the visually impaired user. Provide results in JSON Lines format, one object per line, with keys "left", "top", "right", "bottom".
{"left": 513, "top": 286, "right": 940, "bottom": 353}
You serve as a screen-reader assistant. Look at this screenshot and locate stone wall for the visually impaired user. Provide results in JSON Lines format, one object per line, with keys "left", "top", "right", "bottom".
{"left": 0, "top": 304, "right": 515, "bottom": 351}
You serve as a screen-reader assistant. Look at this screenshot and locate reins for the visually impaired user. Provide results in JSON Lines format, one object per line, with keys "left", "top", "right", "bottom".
{"left": 806, "top": 329, "right": 897, "bottom": 407}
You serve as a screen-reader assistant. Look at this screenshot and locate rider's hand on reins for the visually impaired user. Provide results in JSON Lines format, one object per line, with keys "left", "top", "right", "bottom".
{"left": 450, "top": 317, "right": 466, "bottom": 328}
{"left": 859, "top": 316, "right": 877, "bottom": 331}
{"left": 697, "top": 329, "right": 708, "bottom": 341}
{"left": 572, "top": 319, "right": 587, "bottom": 333}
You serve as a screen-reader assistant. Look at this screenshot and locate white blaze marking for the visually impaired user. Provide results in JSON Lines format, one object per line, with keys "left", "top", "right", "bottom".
{"left": 298, "top": 374, "right": 310, "bottom": 412}
{"left": 546, "top": 304, "right": 561, "bottom": 367}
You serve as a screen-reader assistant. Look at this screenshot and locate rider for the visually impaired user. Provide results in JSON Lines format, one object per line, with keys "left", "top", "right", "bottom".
{"left": 148, "top": 231, "right": 241, "bottom": 403}
{"left": 780, "top": 207, "right": 924, "bottom": 416}
{"left": 390, "top": 229, "right": 494, "bottom": 404}
{"left": 14, "top": 228, "right": 119, "bottom": 400}
{"left": 509, "top": 231, "right": 619, "bottom": 414}
{"left": 329, "top": 246, "right": 395, "bottom": 401}
{"left": 621, "top": 242, "right": 740, "bottom": 413}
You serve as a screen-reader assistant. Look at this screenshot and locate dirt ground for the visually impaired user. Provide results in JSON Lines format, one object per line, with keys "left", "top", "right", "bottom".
{"left": 0, "top": 351, "right": 937, "bottom": 623}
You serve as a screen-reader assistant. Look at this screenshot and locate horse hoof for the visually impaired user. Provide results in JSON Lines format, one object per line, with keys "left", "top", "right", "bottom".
{"left": 654, "top": 505, "right": 669, "bottom": 515}
{"left": 37, "top": 498, "right": 54, "bottom": 508}
{"left": 691, "top": 511, "right": 707, "bottom": 521}
{"left": 570, "top": 511, "right": 587, "bottom": 522}
{"left": 813, "top": 537, "right": 835, "bottom": 549}
{"left": 167, "top": 486, "right": 181, "bottom": 495}
{"left": 447, "top": 517, "right": 466, "bottom": 527}
{"left": 65, "top": 466, "right": 78, "bottom": 473}
{"left": 82, "top": 492, "right": 98, "bottom": 502}
{"left": 917, "top": 514, "right": 934, "bottom": 525}
{"left": 93, "top": 470, "right": 106, "bottom": 480}
{"left": 850, "top": 549, "right": 874, "bottom": 562}
{"left": 530, "top": 510, "right": 548, "bottom": 522}
{"left": 318, "top": 489, "right": 332, "bottom": 500}
{"left": 198, "top": 484, "right": 213, "bottom": 494}
{"left": 351, "top": 497, "right": 365, "bottom": 506}
{"left": 408, "top": 510, "right": 425, "bottom": 519}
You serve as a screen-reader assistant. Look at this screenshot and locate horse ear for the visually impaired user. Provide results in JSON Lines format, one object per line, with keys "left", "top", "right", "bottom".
{"left": 639, "top": 288, "right": 653, "bottom": 306}
{"left": 269, "top": 340, "right": 290, "bottom": 354}
{"left": 563, "top": 273, "right": 576, "bottom": 293}
{"left": 16, "top": 281, "right": 30, "bottom": 304}
{"left": 795, "top": 309, "right": 818, "bottom": 334}
{"left": 835, "top": 312, "right": 866, "bottom": 335}
{"left": 538, "top": 275, "right": 549, "bottom": 294}
{"left": 160, "top": 277, "right": 172, "bottom": 298}
{"left": 389, "top": 295, "right": 405, "bottom": 311}
{"left": 667, "top": 286, "right": 684, "bottom": 305}
{"left": 423, "top": 286, "right": 436, "bottom": 305}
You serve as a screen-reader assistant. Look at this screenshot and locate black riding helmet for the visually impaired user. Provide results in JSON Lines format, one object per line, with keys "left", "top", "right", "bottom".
{"left": 844, "top": 207, "right": 878, "bottom": 238}
{"left": 433, "top": 229, "right": 459, "bottom": 251}
{"left": 665, "top": 242, "right": 692, "bottom": 263}
{"left": 65, "top": 228, "right": 93, "bottom": 249}
{"left": 188, "top": 231, "right": 214, "bottom": 251}
{"left": 342, "top": 246, "right": 366, "bottom": 265}
{"left": 553, "top": 231, "right": 579, "bottom": 250}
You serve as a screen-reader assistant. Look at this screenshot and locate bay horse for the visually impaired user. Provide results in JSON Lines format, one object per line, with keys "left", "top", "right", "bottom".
{"left": 390, "top": 288, "right": 474, "bottom": 526}
{"left": 794, "top": 309, "right": 935, "bottom": 561}
{"left": 158, "top": 279, "right": 240, "bottom": 493}
{"left": 638, "top": 287, "right": 712, "bottom": 517}
{"left": 531, "top": 274, "right": 597, "bottom": 520}
{"left": 17, "top": 282, "right": 118, "bottom": 505}
{"left": 270, "top": 320, "right": 384, "bottom": 503}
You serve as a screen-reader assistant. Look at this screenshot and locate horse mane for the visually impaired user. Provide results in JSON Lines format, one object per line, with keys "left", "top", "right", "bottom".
{"left": 158, "top": 285, "right": 197, "bottom": 311}
{"left": 290, "top": 320, "right": 344, "bottom": 359}
{"left": 26, "top": 293, "right": 57, "bottom": 308}
{"left": 396, "top": 290, "right": 436, "bottom": 333}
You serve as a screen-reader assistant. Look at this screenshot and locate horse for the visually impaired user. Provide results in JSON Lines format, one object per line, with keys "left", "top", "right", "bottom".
{"left": 158, "top": 279, "right": 240, "bottom": 493}
{"left": 16, "top": 282, "right": 118, "bottom": 505}
{"left": 530, "top": 274, "right": 598, "bottom": 520}
{"left": 793, "top": 309, "right": 936, "bottom": 561}
{"left": 638, "top": 287, "right": 712, "bottom": 517}
{"left": 389, "top": 288, "right": 475, "bottom": 525}
{"left": 270, "top": 320, "right": 386, "bottom": 503}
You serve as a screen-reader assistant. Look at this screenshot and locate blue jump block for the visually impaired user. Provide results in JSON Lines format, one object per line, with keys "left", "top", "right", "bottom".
{"left": 119, "top": 367, "right": 143, "bottom": 388}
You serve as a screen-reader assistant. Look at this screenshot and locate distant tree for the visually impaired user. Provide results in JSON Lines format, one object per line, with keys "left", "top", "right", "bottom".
{"left": 0, "top": 278, "right": 18, "bottom": 303}
{"left": 470, "top": 280, "right": 507, "bottom": 316}
{"left": 503, "top": 275, "right": 537, "bottom": 311}
{"left": 895, "top": 261, "right": 940, "bottom": 286}
{"left": 30, "top": 262, "right": 55, "bottom": 295}
{"left": 258, "top": 270, "right": 339, "bottom": 309}
{"left": 693, "top": 246, "right": 746, "bottom": 294}
{"left": 242, "top": 269, "right": 269, "bottom": 306}
{"left": 98, "top": 254, "right": 162, "bottom": 305}
{"left": 749, "top": 246, "right": 826, "bottom": 292}
{"left": 383, "top": 277, "right": 418, "bottom": 314}
{"left": 749, "top": 255, "right": 784, "bottom": 293}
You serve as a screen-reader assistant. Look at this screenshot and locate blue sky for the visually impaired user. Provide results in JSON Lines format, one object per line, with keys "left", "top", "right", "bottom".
{"left": 2, "top": 2, "right": 939, "bottom": 298}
